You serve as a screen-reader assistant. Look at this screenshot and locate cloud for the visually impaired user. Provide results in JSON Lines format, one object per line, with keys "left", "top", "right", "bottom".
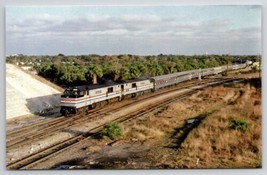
{"left": 7, "top": 14, "right": 185, "bottom": 37}
{"left": 6, "top": 12, "right": 261, "bottom": 55}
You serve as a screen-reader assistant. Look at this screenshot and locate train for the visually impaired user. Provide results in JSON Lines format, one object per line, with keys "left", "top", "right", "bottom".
{"left": 60, "top": 63, "right": 247, "bottom": 116}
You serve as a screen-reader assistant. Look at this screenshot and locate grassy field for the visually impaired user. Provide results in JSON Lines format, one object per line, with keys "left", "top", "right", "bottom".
{"left": 122, "top": 78, "right": 262, "bottom": 168}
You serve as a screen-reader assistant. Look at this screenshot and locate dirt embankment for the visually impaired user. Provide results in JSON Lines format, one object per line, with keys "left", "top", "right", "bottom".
{"left": 6, "top": 64, "right": 62, "bottom": 119}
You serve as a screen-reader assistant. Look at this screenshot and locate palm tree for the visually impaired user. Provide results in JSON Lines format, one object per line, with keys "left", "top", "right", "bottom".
{"left": 85, "top": 63, "right": 103, "bottom": 84}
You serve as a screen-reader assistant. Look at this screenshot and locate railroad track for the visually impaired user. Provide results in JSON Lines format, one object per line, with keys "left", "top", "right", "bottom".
{"left": 6, "top": 77, "right": 241, "bottom": 169}
{"left": 6, "top": 109, "right": 104, "bottom": 149}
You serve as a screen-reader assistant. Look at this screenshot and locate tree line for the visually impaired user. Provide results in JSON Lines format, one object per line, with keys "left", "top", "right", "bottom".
{"left": 6, "top": 54, "right": 259, "bottom": 87}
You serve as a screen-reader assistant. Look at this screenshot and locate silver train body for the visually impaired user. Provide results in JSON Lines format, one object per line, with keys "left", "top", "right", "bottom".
{"left": 60, "top": 63, "right": 247, "bottom": 115}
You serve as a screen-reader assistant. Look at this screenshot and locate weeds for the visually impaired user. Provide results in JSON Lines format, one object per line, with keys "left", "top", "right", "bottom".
{"left": 101, "top": 122, "right": 124, "bottom": 140}
{"left": 229, "top": 118, "right": 249, "bottom": 132}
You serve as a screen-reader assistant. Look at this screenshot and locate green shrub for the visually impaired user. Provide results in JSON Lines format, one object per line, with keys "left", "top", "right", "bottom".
{"left": 101, "top": 122, "right": 124, "bottom": 140}
{"left": 229, "top": 118, "right": 249, "bottom": 132}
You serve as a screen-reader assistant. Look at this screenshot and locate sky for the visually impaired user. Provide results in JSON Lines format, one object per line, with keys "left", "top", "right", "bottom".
{"left": 5, "top": 5, "right": 262, "bottom": 56}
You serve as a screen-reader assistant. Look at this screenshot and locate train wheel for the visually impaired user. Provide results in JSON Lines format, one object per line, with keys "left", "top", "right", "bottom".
{"left": 90, "top": 103, "right": 97, "bottom": 109}
{"left": 78, "top": 107, "right": 86, "bottom": 114}
{"left": 100, "top": 101, "right": 107, "bottom": 107}
{"left": 131, "top": 93, "right": 137, "bottom": 98}
{"left": 118, "top": 96, "right": 122, "bottom": 102}
{"left": 106, "top": 99, "right": 110, "bottom": 105}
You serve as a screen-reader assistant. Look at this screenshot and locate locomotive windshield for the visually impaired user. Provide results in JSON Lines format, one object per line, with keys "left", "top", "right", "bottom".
{"left": 63, "top": 89, "right": 72, "bottom": 95}
{"left": 62, "top": 88, "right": 84, "bottom": 98}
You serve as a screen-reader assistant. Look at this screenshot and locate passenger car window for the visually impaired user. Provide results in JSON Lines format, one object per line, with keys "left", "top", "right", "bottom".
{"left": 108, "top": 87, "right": 113, "bottom": 93}
{"left": 132, "top": 83, "right": 137, "bottom": 88}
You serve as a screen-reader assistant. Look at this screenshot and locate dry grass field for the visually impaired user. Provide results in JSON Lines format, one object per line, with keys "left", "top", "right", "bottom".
{"left": 122, "top": 78, "right": 261, "bottom": 168}
{"left": 173, "top": 81, "right": 261, "bottom": 168}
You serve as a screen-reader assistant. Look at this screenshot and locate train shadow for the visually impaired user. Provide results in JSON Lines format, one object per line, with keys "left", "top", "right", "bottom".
{"left": 166, "top": 114, "right": 207, "bottom": 149}
{"left": 25, "top": 93, "right": 61, "bottom": 118}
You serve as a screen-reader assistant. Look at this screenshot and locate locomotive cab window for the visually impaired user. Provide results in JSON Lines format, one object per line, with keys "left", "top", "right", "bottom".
{"left": 132, "top": 83, "right": 137, "bottom": 88}
{"left": 108, "top": 87, "right": 113, "bottom": 93}
{"left": 73, "top": 89, "right": 79, "bottom": 96}
{"left": 80, "top": 91, "right": 86, "bottom": 96}
{"left": 64, "top": 89, "right": 71, "bottom": 95}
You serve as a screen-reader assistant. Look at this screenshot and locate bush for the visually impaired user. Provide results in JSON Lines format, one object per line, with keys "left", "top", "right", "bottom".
{"left": 229, "top": 118, "right": 249, "bottom": 132}
{"left": 101, "top": 122, "right": 124, "bottom": 140}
